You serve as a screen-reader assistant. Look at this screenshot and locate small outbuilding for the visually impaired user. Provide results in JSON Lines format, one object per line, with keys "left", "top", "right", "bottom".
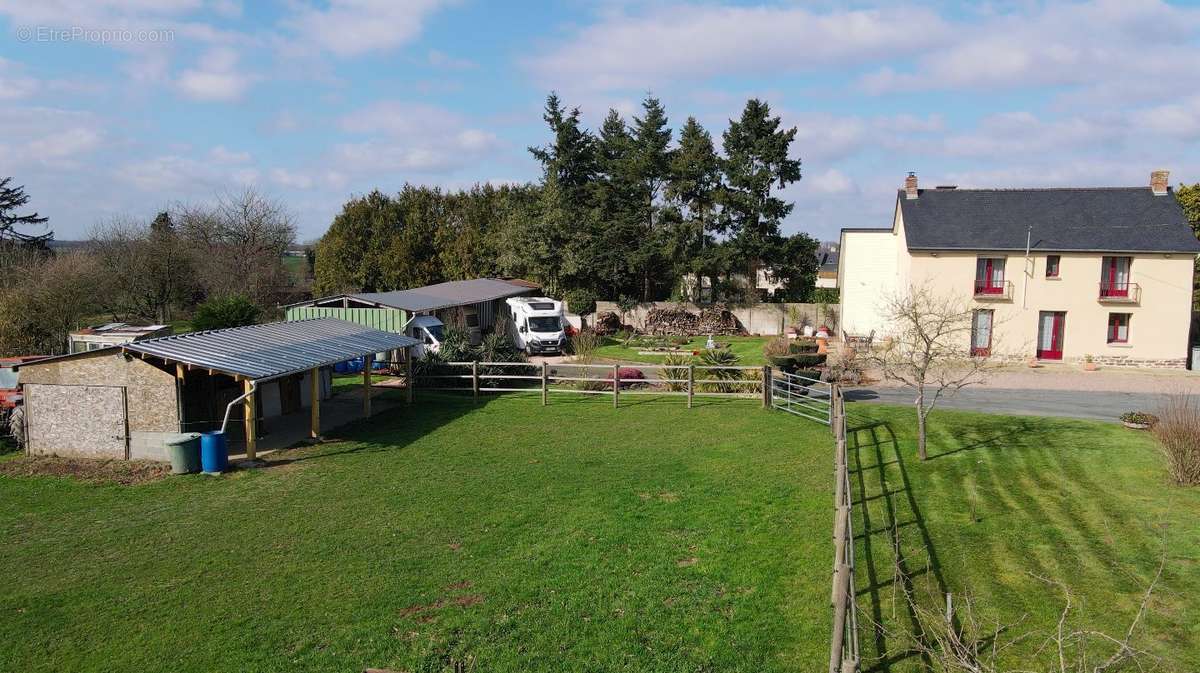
{"left": 68, "top": 323, "right": 172, "bottom": 354}
{"left": 285, "top": 278, "right": 539, "bottom": 344}
{"left": 17, "top": 318, "right": 417, "bottom": 462}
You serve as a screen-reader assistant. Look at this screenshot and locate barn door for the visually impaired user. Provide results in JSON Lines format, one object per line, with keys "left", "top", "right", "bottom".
{"left": 25, "top": 384, "right": 127, "bottom": 458}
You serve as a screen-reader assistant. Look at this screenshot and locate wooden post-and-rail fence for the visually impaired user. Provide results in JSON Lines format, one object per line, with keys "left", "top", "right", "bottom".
{"left": 828, "top": 384, "right": 860, "bottom": 673}
{"left": 416, "top": 361, "right": 774, "bottom": 408}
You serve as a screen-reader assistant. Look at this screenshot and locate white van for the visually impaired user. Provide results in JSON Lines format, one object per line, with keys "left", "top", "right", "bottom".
{"left": 506, "top": 297, "right": 567, "bottom": 355}
{"left": 406, "top": 315, "right": 445, "bottom": 359}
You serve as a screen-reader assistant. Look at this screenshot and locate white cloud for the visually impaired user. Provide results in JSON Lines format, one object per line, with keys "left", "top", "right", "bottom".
{"left": 283, "top": 0, "right": 450, "bottom": 57}
{"left": 208, "top": 145, "right": 252, "bottom": 163}
{"left": 527, "top": 4, "right": 952, "bottom": 91}
{"left": 806, "top": 169, "right": 854, "bottom": 195}
{"left": 0, "top": 57, "right": 39, "bottom": 100}
{"left": 0, "top": 107, "right": 103, "bottom": 169}
{"left": 857, "top": 0, "right": 1200, "bottom": 103}
{"left": 333, "top": 100, "right": 500, "bottom": 175}
{"left": 427, "top": 49, "right": 475, "bottom": 69}
{"left": 269, "top": 168, "right": 315, "bottom": 190}
{"left": 176, "top": 47, "right": 254, "bottom": 101}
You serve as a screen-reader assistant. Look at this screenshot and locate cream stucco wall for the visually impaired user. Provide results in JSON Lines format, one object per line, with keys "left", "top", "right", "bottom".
{"left": 839, "top": 197, "right": 1196, "bottom": 365}
{"left": 838, "top": 227, "right": 900, "bottom": 336}
{"left": 907, "top": 251, "right": 1194, "bottom": 362}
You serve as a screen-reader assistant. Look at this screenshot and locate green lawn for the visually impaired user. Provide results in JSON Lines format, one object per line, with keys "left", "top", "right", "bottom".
{"left": 331, "top": 372, "right": 392, "bottom": 395}
{"left": 592, "top": 335, "right": 771, "bottom": 366}
{"left": 846, "top": 405, "right": 1200, "bottom": 671}
{"left": 0, "top": 394, "right": 831, "bottom": 673}
{"left": 1, "top": 395, "right": 1196, "bottom": 672}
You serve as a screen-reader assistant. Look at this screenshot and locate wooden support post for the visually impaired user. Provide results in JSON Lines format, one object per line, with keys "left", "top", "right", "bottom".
{"left": 362, "top": 354, "right": 372, "bottom": 418}
{"left": 243, "top": 379, "right": 256, "bottom": 460}
{"left": 541, "top": 361, "right": 548, "bottom": 406}
{"left": 762, "top": 365, "right": 772, "bottom": 409}
{"left": 687, "top": 364, "right": 694, "bottom": 409}
{"left": 310, "top": 366, "right": 320, "bottom": 439}
{"left": 175, "top": 363, "right": 186, "bottom": 432}
{"left": 612, "top": 363, "right": 620, "bottom": 408}
{"left": 472, "top": 360, "right": 479, "bottom": 400}
{"left": 405, "top": 349, "right": 413, "bottom": 404}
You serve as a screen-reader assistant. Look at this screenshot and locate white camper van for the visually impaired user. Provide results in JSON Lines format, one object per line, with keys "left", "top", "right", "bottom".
{"left": 506, "top": 297, "right": 566, "bottom": 355}
{"left": 406, "top": 315, "right": 445, "bottom": 359}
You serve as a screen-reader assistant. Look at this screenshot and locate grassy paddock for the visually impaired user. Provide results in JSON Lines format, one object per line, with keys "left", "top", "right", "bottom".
{"left": 1, "top": 394, "right": 1196, "bottom": 672}
{"left": 0, "top": 394, "right": 830, "bottom": 673}
{"left": 846, "top": 405, "right": 1200, "bottom": 671}
{"left": 592, "top": 335, "right": 771, "bottom": 366}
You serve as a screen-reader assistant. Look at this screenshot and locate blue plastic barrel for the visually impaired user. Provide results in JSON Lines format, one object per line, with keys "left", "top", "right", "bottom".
{"left": 200, "top": 431, "right": 229, "bottom": 474}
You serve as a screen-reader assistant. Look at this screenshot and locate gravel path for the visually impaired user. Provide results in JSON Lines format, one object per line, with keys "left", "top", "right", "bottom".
{"left": 863, "top": 363, "right": 1200, "bottom": 394}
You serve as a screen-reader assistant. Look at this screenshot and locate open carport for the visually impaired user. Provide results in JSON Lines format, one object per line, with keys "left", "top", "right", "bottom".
{"left": 17, "top": 318, "right": 418, "bottom": 462}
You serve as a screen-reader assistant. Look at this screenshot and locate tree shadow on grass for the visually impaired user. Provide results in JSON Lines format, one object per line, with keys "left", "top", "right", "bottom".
{"left": 845, "top": 415, "right": 950, "bottom": 673}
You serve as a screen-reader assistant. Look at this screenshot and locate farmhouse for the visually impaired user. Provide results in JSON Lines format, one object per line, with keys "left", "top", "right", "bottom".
{"left": 838, "top": 171, "right": 1200, "bottom": 367}
{"left": 286, "top": 277, "right": 539, "bottom": 344}
{"left": 17, "top": 318, "right": 417, "bottom": 462}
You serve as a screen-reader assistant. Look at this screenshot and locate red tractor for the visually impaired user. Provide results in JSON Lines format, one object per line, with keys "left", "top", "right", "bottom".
{"left": 0, "top": 355, "right": 46, "bottom": 416}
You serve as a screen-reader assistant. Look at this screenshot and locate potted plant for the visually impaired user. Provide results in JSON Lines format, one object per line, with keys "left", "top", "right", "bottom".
{"left": 1082, "top": 354, "right": 1098, "bottom": 372}
{"left": 1120, "top": 411, "right": 1157, "bottom": 430}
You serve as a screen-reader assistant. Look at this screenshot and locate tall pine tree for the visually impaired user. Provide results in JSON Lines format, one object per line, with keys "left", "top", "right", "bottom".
{"left": 719, "top": 99, "right": 801, "bottom": 285}
{"left": 629, "top": 96, "right": 673, "bottom": 300}
{"left": 665, "top": 117, "right": 722, "bottom": 295}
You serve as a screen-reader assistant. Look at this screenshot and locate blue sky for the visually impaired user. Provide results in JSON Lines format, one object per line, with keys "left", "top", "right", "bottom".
{"left": 2, "top": 1, "right": 1199, "bottom": 243}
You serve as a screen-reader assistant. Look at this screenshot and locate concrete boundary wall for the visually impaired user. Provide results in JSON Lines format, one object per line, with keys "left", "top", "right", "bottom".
{"left": 594, "top": 301, "right": 839, "bottom": 336}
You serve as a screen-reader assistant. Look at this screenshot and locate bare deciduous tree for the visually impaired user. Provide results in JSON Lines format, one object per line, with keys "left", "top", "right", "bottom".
{"left": 176, "top": 188, "right": 296, "bottom": 309}
{"left": 0, "top": 252, "right": 105, "bottom": 355}
{"left": 89, "top": 212, "right": 197, "bottom": 323}
{"left": 872, "top": 285, "right": 998, "bottom": 459}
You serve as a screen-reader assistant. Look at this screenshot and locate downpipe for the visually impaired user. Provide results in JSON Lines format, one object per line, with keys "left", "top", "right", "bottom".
{"left": 220, "top": 380, "right": 257, "bottom": 434}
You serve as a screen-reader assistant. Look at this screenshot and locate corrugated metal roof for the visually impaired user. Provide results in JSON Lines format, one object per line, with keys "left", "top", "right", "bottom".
{"left": 353, "top": 278, "right": 535, "bottom": 312}
{"left": 121, "top": 318, "right": 417, "bottom": 382}
{"left": 287, "top": 278, "right": 537, "bottom": 312}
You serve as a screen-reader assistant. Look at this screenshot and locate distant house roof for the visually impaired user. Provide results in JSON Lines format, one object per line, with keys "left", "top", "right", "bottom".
{"left": 25, "top": 319, "right": 417, "bottom": 382}
{"left": 897, "top": 187, "right": 1200, "bottom": 253}
{"left": 818, "top": 250, "right": 839, "bottom": 273}
{"left": 70, "top": 323, "right": 170, "bottom": 338}
{"left": 290, "top": 278, "right": 539, "bottom": 313}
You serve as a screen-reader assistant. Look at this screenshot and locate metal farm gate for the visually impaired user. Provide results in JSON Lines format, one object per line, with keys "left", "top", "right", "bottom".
{"left": 769, "top": 370, "right": 832, "bottom": 424}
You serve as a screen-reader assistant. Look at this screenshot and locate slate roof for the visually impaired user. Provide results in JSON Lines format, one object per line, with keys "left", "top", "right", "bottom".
{"left": 897, "top": 187, "right": 1200, "bottom": 253}
{"left": 24, "top": 319, "right": 417, "bottom": 382}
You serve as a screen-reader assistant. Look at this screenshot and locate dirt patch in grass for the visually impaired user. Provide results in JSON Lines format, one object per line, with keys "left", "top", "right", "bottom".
{"left": 0, "top": 456, "right": 170, "bottom": 485}
{"left": 444, "top": 580, "right": 472, "bottom": 591}
{"left": 454, "top": 594, "right": 484, "bottom": 608}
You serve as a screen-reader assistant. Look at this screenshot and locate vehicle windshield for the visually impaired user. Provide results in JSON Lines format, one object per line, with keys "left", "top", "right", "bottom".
{"left": 424, "top": 324, "right": 444, "bottom": 341}
{"left": 0, "top": 367, "right": 16, "bottom": 389}
{"left": 528, "top": 316, "right": 561, "bottom": 333}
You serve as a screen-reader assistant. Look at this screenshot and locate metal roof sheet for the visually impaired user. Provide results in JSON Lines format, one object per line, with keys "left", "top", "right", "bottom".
{"left": 121, "top": 318, "right": 417, "bottom": 381}
{"left": 351, "top": 278, "right": 535, "bottom": 312}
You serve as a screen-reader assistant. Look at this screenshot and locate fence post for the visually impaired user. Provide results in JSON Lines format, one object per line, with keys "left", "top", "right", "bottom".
{"left": 687, "top": 364, "right": 694, "bottom": 408}
{"left": 762, "top": 365, "right": 772, "bottom": 408}
{"left": 472, "top": 360, "right": 479, "bottom": 400}
{"left": 541, "top": 361, "right": 548, "bottom": 406}
{"left": 405, "top": 351, "right": 413, "bottom": 404}
{"left": 612, "top": 363, "right": 620, "bottom": 408}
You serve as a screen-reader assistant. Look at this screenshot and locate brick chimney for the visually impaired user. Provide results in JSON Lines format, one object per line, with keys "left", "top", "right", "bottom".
{"left": 904, "top": 172, "right": 918, "bottom": 200}
{"left": 1151, "top": 169, "right": 1169, "bottom": 196}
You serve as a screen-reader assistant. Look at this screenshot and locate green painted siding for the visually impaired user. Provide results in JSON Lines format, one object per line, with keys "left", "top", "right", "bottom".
{"left": 286, "top": 306, "right": 408, "bottom": 333}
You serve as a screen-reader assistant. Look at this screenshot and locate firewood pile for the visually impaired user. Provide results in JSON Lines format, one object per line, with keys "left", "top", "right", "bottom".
{"left": 593, "top": 311, "right": 623, "bottom": 335}
{"left": 643, "top": 306, "right": 743, "bottom": 336}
